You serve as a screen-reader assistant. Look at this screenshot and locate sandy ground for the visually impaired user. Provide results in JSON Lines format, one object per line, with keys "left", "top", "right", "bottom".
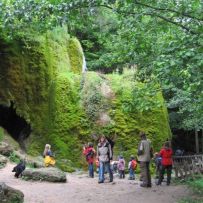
{"left": 0, "top": 163, "right": 191, "bottom": 203}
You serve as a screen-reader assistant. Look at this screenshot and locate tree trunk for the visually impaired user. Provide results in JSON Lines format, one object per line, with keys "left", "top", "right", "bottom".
{"left": 195, "top": 129, "right": 199, "bottom": 154}
{"left": 202, "top": 130, "right": 203, "bottom": 153}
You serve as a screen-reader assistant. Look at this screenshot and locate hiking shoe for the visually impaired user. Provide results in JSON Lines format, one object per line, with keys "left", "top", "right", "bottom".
{"left": 140, "top": 183, "right": 148, "bottom": 188}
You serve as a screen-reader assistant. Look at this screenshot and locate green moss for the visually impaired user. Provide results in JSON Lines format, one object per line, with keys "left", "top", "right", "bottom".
{"left": 0, "top": 28, "right": 171, "bottom": 171}
{"left": 67, "top": 38, "right": 84, "bottom": 74}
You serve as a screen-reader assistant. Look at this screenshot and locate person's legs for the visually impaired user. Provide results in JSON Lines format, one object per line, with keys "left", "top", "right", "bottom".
{"left": 146, "top": 162, "right": 151, "bottom": 187}
{"left": 89, "top": 163, "right": 94, "bottom": 178}
{"left": 119, "top": 170, "right": 122, "bottom": 178}
{"left": 106, "top": 162, "right": 113, "bottom": 182}
{"left": 158, "top": 165, "right": 165, "bottom": 185}
{"left": 98, "top": 161, "right": 104, "bottom": 183}
{"left": 166, "top": 165, "right": 172, "bottom": 185}
{"left": 140, "top": 162, "right": 147, "bottom": 186}
{"left": 122, "top": 170, "right": 125, "bottom": 178}
{"left": 88, "top": 163, "right": 91, "bottom": 177}
{"left": 130, "top": 168, "right": 135, "bottom": 180}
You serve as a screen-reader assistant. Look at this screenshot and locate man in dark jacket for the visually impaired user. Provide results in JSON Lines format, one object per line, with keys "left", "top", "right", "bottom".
{"left": 97, "top": 135, "right": 113, "bottom": 183}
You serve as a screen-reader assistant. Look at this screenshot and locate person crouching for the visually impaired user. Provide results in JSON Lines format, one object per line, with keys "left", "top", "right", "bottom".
{"left": 43, "top": 144, "right": 56, "bottom": 167}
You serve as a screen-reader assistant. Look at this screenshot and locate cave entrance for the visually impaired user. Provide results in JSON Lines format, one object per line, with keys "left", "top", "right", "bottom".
{"left": 0, "top": 102, "right": 31, "bottom": 150}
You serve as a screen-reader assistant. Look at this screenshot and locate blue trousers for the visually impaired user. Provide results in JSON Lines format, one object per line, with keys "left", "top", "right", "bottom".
{"left": 99, "top": 161, "right": 113, "bottom": 182}
{"left": 129, "top": 168, "right": 135, "bottom": 179}
{"left": 88, "top": 163, "right": 94, "bottom": 178}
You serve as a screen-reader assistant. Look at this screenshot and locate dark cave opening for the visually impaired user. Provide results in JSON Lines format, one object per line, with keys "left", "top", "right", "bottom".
{"left": 172, "top": 129, "right": 203, "bottom": 155}
{"left": 0, "top": 103, "right": 31, "bottom": 149}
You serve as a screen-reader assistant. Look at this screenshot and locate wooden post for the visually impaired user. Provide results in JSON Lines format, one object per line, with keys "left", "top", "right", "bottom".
{"left": 202, "top": 130, "right": 203, "bottom": 153}
{"left": 195, "top": 130, "right": 199, "bottom": 154}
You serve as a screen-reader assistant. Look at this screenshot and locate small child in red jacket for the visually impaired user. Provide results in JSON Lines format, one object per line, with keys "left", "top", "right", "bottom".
{"left": 157, "top": 141, "right": 173, "bottom": 186}
{"left": 83, "top": 143, "right": 95, "bottom": 178}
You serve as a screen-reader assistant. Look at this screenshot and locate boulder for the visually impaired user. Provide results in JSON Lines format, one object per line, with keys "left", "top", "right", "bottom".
{"left": 22, "top": 167, "right": 67, "bottom": 182}
{"left": 0, "top": 154, "right": 8, "bottom": 169}
{"left": 0, "top": 182, "right": 24, "bottom": 203}
{"left": 14, "top": 151, "right": 44, "bottom": 168}
{"left": 0, "top": 142, "right": 13, "bottom": 156}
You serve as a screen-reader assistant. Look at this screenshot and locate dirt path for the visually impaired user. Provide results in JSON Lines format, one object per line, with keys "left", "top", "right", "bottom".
{"left": 0, "top": 163, "right": 190, "bottom": 203}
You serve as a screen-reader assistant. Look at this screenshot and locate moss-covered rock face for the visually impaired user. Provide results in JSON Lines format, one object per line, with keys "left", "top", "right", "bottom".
{"left": 0, "top": 27, "right": 171, "bottom": 170}
{"left": 82, "top": 72, "right": 171, "bottom": 159}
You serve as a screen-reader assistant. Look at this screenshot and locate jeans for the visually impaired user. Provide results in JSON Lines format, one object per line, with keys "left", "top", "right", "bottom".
{"left": 129, "top": 168, "right": 135, "bottom": 179}
{"left": 99, "top": 161, "right": 113, "bottom": 182}
{"left": 158, "top": 165, "right": 172, "bottom": 185}
{"left": 88, "top": 163, "right": 94, "bottom": 178}
{"left": 140, "top": 161, "right": 151, "bottom": 186}
{"left": 119, "top": 170, "right": 125, "bottom": 179}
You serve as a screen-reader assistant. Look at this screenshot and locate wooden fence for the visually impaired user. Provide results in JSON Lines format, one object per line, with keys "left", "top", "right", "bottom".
{"left": 173, "top": 154, "right": 203, "bottom": 179}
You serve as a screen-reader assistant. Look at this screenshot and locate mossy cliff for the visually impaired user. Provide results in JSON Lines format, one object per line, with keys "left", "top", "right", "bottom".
{"left": 0, "top": 28, "right": 171, "bottom": 170}
{"left": 81, "top": 71, "right": 171, "bottom": 159}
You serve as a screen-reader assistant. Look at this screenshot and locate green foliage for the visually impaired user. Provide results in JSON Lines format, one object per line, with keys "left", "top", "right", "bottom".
{"left": 9, "top": 152, "right": 20, "bottom": 163}
{"left": 81, "top": 72, "right": 106, "bottom": 121}
{"left": 81, "top": 71, "right": 171, "bottom": 160}
{"left": 0, "top": 27, "right": 85, "bottom": 169}
{"left": 179, "top": 176, "right": 203, "bottom": 203}
{"left": 0, "top": 128, "right": 4, "bottom": 142}
{"left": 65, "top": 0, "right": 203, "bottom": 131}
{"left": 189, "top": 178, "right": 203, "bottom": 196}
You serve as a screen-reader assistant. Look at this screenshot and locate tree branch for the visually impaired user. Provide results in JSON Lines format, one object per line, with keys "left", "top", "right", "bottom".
{"left": 97, "top": 4, "right": 199, "bottom": 35}
{"left": 134, "top": 1, "right": 203, "bottom": 21}
{"left": 65, "top": 2, "right": 199, "bottom": 35}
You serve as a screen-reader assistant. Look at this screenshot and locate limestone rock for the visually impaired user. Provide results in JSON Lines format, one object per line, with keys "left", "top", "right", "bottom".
{"left": 0, "top": 182, "right": 24, "bottom": 203}
{"left": 22, "top": 167, "right": 67, "bottom": 182}
{"left": 0, "top": 142, "right": 13, "bottom": 156}
{"left": 0, "top": 154, "right": 7, "bottom": 169}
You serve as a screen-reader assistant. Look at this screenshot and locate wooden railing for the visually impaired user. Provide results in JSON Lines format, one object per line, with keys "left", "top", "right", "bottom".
{"left": 173, "top": 154, "right": 203, "bottom": 179}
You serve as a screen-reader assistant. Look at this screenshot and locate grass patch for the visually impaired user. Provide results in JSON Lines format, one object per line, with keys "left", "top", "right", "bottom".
{"left": 178, "top": 176, "right": 203, "bottom": 203}
{"left": 9, "top": 152, "right": 21, "bottom": 163}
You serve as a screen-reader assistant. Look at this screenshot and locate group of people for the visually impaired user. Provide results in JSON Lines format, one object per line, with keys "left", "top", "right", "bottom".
{"left": 83, "top": 132, "right": 173, "bottom": 187}
{"left": 42, "top": 132, "right": 173, "bottom": 187}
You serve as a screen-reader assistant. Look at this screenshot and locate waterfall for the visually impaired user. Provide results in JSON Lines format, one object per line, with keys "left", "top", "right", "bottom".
{"left": 82, "top": 54, "right": 87, "bottom": 73}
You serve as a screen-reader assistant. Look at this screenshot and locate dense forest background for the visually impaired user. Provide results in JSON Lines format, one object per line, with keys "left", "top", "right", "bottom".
{"left": 0, "top": 0, "right": 203, "bottom": 156}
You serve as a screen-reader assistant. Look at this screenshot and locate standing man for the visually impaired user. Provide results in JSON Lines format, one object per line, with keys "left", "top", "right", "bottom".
{"left": 97, "top": 135, "right": 113, "bottom": 183}
{"left": 137, "top": 132, "right": 152, "bottom": 187}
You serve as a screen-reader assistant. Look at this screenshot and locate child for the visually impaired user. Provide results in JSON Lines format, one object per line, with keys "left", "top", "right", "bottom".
{"left": 128, "top": 155, "right": 137, "bottom": 180}
{"left": 83, "top": 142, "right": 96, "bottom": 178}
{"left": 154, "top": 152, "right": 162, "bottom": 179}
{"left": 118, "top": 155, "right": 125, "bottom": 179}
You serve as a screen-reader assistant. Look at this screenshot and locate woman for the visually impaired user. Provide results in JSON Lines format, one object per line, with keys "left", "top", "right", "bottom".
{"left": 97, "top": 135, "right": 113, "bottom": 183}
{"left": 157, "top": 141, "right": 173, "bottom": 186}
{"left": 43, "top": 144, "right": 56, "bottom": 167}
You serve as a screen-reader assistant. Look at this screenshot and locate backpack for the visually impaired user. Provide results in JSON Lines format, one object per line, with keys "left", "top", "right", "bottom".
{"left": 131, "top": 160, "right": 137, "bottom": 170}
{"left": 106, "top": 138, "right": 114, "bottom": 159}
{"left": 86, "top": 149, "right": 94, "bottom": 161}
